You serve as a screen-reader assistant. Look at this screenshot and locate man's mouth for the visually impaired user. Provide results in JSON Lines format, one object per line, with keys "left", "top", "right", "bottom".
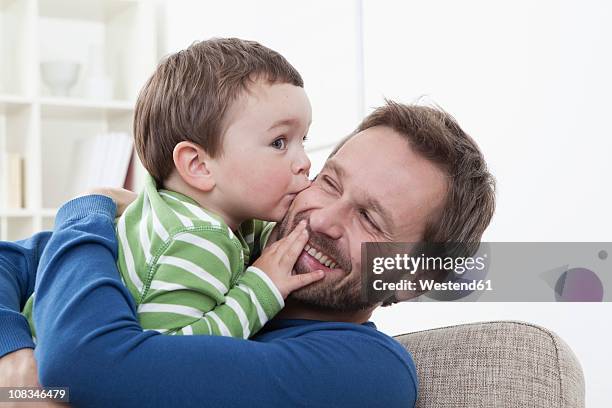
{"left": 303, "top": 242, "right": 338, "bottom": 269}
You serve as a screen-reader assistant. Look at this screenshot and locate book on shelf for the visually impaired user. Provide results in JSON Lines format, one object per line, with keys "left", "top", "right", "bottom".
{"left": 66, "top": 132, "right": 134, "bottom": 197}
{"left": 3, "top": 153, "right": 25, "bottom": 209}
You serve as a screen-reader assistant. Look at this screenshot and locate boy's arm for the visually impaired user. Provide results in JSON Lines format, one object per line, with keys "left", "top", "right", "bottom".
{"left": 139, "top": 231, "right": 284, "bottom": 337}
{"left": 243, "top": 220, "right": 276, "bottom": 263}
{"left": 0, "top": 232, "right": 51, "bottom": 357}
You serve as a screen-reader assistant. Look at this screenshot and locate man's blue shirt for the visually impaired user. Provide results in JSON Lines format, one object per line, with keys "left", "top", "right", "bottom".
{"left": 0, "top": 195, "right": 417, "bottom": 407}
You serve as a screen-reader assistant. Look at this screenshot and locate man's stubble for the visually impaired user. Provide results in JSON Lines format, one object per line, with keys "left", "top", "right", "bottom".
{"left": 276, "top": 212, "right": 380, "bottom": 312}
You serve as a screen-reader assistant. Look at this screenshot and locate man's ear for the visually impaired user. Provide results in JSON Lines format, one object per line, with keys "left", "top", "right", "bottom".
{"left": 173, "top": 141, "right": 216, "bottom": 192}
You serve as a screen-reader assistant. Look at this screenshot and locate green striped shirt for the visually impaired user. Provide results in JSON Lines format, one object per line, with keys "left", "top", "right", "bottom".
{"left": 115, "top": 175, "right": 281, "bottom": 337}
{"left": 23, "top": 176, "right": 279, "bottom": 339}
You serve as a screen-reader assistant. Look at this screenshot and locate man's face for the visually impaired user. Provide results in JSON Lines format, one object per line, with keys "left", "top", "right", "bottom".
{"left": 276, "top": 126, "right": 448, "bottom": 311}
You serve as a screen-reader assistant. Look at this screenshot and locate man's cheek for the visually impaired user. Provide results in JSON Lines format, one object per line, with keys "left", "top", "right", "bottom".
{"left": 293, "top": 188, "right": 323, "bottom": 211}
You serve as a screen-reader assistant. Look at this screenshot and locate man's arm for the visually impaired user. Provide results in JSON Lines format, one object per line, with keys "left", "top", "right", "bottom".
{"left": 0, "top": 231, "right": 51, "bottom": 358}
{"left": 34, "top": 195, "right": 416, "bottom": 407}
{"left": 0, "top": 232, "right": 52, "bottom": 397}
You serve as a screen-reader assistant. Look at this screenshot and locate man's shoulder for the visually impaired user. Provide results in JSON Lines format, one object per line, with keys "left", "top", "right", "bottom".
{"left": 257, "top": 319, "right": 418, "bottom": 405}
{"left": 259, "top": 319, "right": 415, "bottom": 367}
{"left": 302, "top": 320, "right": 413, "bottom": 356}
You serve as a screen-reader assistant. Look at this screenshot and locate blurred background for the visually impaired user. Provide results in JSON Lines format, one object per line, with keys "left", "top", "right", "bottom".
{"left": 1, "top": 0, "right": 610, "bottom": 405}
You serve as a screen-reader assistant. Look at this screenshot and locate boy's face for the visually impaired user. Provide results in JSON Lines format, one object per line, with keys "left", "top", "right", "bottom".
{"left": 209, "top": 79, "right": 312, "bottom": 223}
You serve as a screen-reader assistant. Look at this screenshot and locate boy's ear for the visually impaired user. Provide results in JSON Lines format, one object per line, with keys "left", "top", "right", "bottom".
{"left": 173, "top": 141, "right": 216, "bottom": 192}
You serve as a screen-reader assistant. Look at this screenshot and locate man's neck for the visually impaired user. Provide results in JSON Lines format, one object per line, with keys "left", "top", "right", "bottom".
{"left": 276, "top": 298, "right": 374, "bottom": 324}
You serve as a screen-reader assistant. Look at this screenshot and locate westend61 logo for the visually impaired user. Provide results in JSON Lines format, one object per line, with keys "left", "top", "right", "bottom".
{"left": 360, "top": 242, "right": 612, "bottom": 303}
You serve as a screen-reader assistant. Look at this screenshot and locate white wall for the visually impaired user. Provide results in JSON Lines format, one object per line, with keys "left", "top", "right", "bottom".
{"left": 161, "top": 0, "right": 364, "bottom": 175}
{"left": 363, "top": 2, "right": 612, "bottom": 405}
{"left": 161, "top": 1, "right": 611, "bottom": 405}
{"left": 362, "top": 0, "right": 612, "bottom": 242}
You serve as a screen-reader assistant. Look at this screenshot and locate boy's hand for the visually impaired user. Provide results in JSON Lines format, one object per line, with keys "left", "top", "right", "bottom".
{"left": 252, "top": 220, "right": 324, "bottom": 298}
{"left": 80, "top": 187, "right": 137, "bottom": 216}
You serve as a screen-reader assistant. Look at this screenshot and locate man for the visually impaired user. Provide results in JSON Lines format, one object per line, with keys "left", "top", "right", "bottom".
{"left": 0, "top": 101, "right": 495, "bottom": 407}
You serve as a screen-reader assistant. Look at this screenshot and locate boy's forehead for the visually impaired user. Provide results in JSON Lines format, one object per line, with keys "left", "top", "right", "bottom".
{"left": 220, "top": 81, "right": 309, "bottom": 132}
{"left": 244, "top": 80, "right": 312, "bottom": 123}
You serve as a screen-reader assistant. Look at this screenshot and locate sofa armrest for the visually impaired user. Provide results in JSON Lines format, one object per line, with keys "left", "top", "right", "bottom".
{"left": 394, "top": 321, "right": 584, "bottom": 408}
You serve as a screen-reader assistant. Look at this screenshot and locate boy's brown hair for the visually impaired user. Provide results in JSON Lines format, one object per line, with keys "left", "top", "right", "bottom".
{"left": 134, "top": 37, "right": 304, "bottom": 184}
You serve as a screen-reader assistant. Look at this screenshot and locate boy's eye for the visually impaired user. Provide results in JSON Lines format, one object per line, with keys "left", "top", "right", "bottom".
{"left": 271, "top": 137, "right": 287, "bottom": 150}
{"left": 302, "top": 134, "right": 309, "bottom": 143}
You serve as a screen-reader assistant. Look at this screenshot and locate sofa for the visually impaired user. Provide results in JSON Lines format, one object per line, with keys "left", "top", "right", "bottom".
{"left": 394, "top": 321, "right": 585, "bottom": 408}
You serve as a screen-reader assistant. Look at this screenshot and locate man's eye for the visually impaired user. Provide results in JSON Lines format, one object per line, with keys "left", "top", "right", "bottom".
{"left": 360, "top": 210, "right": 378, "bottom": 230}
{"left": 323, "top": 176, "right": 337, "bottom": 190}
{"left": 271, "top": 137, "right": 287, "bottom": 150}
{"left": 302, "top": 134, "right": 309, "bottom": 143}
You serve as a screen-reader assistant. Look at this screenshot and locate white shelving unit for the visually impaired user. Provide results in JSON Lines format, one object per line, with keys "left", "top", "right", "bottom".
{"left": 0, "top": 0, "right": 156, "bottom": 240}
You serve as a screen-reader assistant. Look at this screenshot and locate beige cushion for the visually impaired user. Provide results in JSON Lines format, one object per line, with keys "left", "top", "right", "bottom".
{"left": 394, "top": 321, "right": 584, "bottom": 408}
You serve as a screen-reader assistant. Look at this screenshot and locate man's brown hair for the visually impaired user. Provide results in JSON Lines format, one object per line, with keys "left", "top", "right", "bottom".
{"left": 331, "top": 101, "right": 495, "bottom": 306}
{"left": 330, "top": 100, "right": 495, "bottom": 284}
{"left": 134, "top": 37, "right": 304, "bottom": 184}
{"left": 331, "top": 100, "right": 495, "bottom": 248}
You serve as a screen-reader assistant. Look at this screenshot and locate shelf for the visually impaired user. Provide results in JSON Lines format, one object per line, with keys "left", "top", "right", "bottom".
{"left": 0, "top": 208, "right": 57, "bottom": 218}
{"left": 41, "top": 208, "right": 57, "bottom": 217}
{"left": 40, "top": 97, "right": 134, "bottom": 118}
{"left": 0, "top": 0, "right": 155, "bottom": 240}
{"left": 37, "top": 0, "right": 153, "bottom": 101}
{"left": 0, "top": 209, "right": 37, "bottom": 217}
{"left": 0, "top": 94, "right": 33, "bottom": 107}
{"left": 40, "top": 96, "right": 133, "bottom": 109}
{"left": 39, "top": 0, "right": 138, "bottom": 22}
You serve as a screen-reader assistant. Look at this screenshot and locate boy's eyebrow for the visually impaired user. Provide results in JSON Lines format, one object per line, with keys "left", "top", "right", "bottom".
{"left": 267, "top": 118, "right": 299, "bottom": 130}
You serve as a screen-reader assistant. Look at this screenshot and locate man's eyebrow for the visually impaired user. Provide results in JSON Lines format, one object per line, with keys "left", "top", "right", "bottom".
{"left": 325, "top": 159, "right": 346, "bottom": 178}
{"left": 364, "top": 195, "right": 394, "bottom": 231}
{"left": 326, "top": 159, "right": 393, "bottom": 230}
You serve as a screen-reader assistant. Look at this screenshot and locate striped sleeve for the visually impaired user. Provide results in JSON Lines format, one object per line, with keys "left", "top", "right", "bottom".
{"left": 138, "top": 229, "right": 284, "bottom": 338}
{"left": 244, "top": 220, "right": 276, "bottom": 265}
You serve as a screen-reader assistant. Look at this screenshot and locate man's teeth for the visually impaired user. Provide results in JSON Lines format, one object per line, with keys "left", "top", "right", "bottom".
{"left": 304, "top": 244, "right": 337, "bottom": 269}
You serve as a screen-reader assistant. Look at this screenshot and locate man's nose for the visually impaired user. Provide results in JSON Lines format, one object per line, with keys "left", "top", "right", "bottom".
{"left": 308, "top": 201, "right": 344, "bottom": 240}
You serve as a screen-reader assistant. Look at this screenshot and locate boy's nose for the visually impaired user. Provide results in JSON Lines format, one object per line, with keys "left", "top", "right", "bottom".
{"left": 292, "top": 150, "right": 311, "bottom": 177}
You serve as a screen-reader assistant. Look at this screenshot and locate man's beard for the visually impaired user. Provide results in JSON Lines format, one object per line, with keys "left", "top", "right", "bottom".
{"left": 276, "top": 212, "right": 380, "bottom": 312}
